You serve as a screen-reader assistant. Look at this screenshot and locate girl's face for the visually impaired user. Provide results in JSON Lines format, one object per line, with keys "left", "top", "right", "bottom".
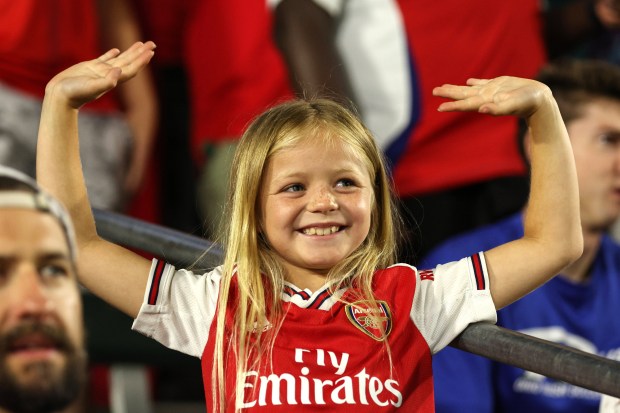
{"left": 259, "top": 137, "right": 374, "bottom": 288}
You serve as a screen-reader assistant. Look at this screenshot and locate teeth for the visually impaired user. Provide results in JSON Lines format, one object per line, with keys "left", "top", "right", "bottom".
{"left": 303, "top": 226, "right": 340, "bottom": 236}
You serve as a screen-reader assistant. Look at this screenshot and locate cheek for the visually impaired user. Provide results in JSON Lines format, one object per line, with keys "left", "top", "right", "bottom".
{"left": 352, "top": 194, "right": 374, "bottom": 230}
{"left": 55, "top": 290, "right": 84, "bottom": 344}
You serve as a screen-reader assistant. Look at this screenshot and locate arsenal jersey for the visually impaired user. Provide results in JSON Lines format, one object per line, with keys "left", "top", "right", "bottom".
{"left": 133, "top": 253, "right": 496, "bottom": 411}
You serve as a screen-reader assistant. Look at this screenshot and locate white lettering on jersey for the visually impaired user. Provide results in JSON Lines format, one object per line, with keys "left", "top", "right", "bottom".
{"left": 241, "top": 347, "right": 403, "bottom": 408}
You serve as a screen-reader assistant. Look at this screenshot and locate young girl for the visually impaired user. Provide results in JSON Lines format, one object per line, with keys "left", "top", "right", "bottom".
{"left": 36, "top": 42, "right": 582, "bottom": 412}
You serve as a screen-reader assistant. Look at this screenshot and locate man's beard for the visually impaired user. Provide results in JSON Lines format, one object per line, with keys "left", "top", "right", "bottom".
{"left": 0, "top": 322, "right": 87, "bottom": 413}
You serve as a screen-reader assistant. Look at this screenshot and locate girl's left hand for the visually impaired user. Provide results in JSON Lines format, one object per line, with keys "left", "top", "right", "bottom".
{"left": 433, "top": 76, "right": 552, "bottom": 119}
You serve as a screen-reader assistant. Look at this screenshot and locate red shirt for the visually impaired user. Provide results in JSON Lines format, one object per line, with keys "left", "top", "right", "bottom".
{"left": 183, "top": 0, "right": 293, "bottom": 153}
{"left": 392, "top": 0, "right": 546, "bottom": 196}
{"left": 0, "top": 0, "right": 118, "bottom": 112}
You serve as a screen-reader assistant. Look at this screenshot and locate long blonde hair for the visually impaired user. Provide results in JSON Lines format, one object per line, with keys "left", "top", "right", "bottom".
{"left": 212, "top": 98, "right": 402, "bottom": 411}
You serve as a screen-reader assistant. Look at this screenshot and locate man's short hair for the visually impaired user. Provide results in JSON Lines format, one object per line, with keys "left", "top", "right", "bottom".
{"left": 538, "top": 59, "right": 620, "bottom": 123}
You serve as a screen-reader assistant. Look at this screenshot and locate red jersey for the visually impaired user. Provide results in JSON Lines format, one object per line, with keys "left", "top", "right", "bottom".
{"left": 133, "top": 253, "right": 496, "bottom": 411}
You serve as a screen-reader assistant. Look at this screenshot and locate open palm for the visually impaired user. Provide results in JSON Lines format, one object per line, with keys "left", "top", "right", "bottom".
{"left": 433, "top": 76, "right": 552, "bottom": 118}
{"left": 46, "top": 41, "right": 156, "bottom": 109}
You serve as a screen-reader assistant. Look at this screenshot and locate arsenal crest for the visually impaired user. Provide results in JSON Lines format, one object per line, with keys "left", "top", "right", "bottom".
{"left": 345, "top": 300, "right": 392, "bottom": 341}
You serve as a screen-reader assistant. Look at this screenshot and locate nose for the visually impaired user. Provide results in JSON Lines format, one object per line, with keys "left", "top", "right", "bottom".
{"left": 307, "top": 186, "right": 338, "bottom": 213}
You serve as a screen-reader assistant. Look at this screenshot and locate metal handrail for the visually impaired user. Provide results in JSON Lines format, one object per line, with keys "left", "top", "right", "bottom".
{"left": 93, "top": 208, "right": 620, "bottom": 398}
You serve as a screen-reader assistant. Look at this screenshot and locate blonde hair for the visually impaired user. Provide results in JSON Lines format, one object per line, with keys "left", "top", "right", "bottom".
{"left": 212, "top": 98, "right": 402, "bottom": 411}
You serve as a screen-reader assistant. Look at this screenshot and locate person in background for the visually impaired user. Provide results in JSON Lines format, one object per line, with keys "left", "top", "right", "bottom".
{"left": 0, "top": 165, "right": 87, "bottom": 413}
{"left": 0, "top": 0, "right": 157, "bottom": 211}
{"left": 424, "top": 59, "right": 620, "bottom": 413}
{"left": 184, "top": 0, "right": 293, "bottom": 239}
{"left": 130, "top": 0, "right": 201, "bottom": 232}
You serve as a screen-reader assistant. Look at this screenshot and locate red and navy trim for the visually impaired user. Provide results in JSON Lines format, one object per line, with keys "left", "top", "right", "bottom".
{"left": 283, "top": 285, "right": 311, "bottom": 300}
{"left": 470, "top": 253, "right": 486, "bottom": 290}
{"left": 283, "top": 284, "right": 334, "bottom": 309}
{"left": 307, "top": 289, "right": 332, "bottom": 309}
{"left": 147, "top": 259, "right": 166, "bottom": 305}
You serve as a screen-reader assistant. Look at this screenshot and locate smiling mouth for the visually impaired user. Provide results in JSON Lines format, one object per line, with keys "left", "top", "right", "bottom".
{"left": 302, "top": 226, "right": 341, "bottom": 236}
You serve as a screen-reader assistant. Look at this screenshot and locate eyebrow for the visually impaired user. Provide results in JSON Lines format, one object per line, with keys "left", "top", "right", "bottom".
{"left": 0, "top": 251, "right": 72, "bottom": 263}
{"left": 274, "top": 166, "right": 365, "bottom": 180}
{"left": 37, "top": 252, "right": 72, "bottom": 262}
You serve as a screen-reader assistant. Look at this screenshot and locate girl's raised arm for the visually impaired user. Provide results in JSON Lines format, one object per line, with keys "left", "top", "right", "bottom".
{"left": 37, "top": 42, "right": 157, "bottom": 318}
{"left": 434, "top": 76, "right": 583, "bottom": 309}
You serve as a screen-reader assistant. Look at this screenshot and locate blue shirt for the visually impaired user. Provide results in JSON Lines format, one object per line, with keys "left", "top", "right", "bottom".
{"left": 422, "top": 212, "right": 620, "bottom": 413}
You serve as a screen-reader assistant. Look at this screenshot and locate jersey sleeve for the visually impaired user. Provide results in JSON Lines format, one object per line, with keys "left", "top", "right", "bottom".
{"left": 267, "top": 0, "right": 345, "bottom": 16}
{"left": 410, "top": 252, "right": 497, "bottom": 354}
{"left": 599, "top": 395, "right": 620, "bottom": 412}
{"left": 131, "top": 259, "right": 222, "bottom": 358}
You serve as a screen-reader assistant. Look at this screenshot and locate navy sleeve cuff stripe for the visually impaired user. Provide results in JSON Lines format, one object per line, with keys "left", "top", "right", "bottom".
{"left": 470, "top": 253, "right": 486, "bottom": 290}
{"left": 148, "top": 259, "right": 166, "bottom": 305}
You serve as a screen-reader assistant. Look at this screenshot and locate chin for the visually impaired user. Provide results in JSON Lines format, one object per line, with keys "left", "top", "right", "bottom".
{"left": 0, "top": 353, "right": 87, "bottom": 413}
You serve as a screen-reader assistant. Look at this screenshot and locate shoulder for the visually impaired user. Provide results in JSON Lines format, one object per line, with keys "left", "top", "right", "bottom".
{"left": 374, "top": 264, "right": 417, "bottom": 285}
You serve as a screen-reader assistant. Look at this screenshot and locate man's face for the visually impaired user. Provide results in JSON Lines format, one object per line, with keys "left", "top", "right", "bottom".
{"left": 0, "top": 209, "right": 86, "bottom": 413}
{"left": 569, "top": 97, "right": 620, "bottom": 231}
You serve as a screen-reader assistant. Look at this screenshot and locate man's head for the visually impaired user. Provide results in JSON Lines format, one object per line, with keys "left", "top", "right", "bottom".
{"left": 538, "top": 60, "right": 620, "bottom": 231}
{"left": 0, "top": 166, "right": 86, "bottom": 413}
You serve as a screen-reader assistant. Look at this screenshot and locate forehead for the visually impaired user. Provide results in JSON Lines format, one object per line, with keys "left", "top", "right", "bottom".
{"left": 0, "top": 209, "right": 70, "bottom": 257}
{"left": 574, "top": 98, "right": 620, "bottom": 127}
{"left": 266, "top": 136, "right": 369, "bottom": 176}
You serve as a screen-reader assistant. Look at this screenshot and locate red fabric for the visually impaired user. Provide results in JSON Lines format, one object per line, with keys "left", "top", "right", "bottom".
{"left": 130, "top": 0, "right": 189, "bottom": 66}
{"left": 0, "top": 0, "right": 118, "bottom": 112}
{"left": 184, "top": 0, "right": 293, "bottom": 156}
{"left": 201, "top": 267, "right": 435, "bottom": 411}
{"left": 88, "top": 364, "right": 111, "bottom": 406}
{"left": 392, "top": 0, "right": 546, "bottom": 197}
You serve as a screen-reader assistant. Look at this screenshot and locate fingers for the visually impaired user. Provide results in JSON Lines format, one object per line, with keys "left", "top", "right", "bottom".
{"left": 433, "top": 83, "right": 486, "bottom": 112}
{"left": 466, "top": 78, "right": 490, "bottom": 86}
{"left": 437, "top": 96, "right": 487, "bottom": 113}
{"left": 98, "top": 48, "right": 121, "bottom": 62}
{"left": 111, "top": 41, "right": 156, "bottom": 66}
{"left": 107, "top": 41, "right": 156, "bottom": 81}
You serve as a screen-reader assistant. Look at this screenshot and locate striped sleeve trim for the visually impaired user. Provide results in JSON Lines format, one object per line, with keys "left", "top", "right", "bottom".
{"left": 147, "top": 259, "right": 167, "bottom": 305}
{"left": 469, "top": 252, "right": 488, "bottom": 291}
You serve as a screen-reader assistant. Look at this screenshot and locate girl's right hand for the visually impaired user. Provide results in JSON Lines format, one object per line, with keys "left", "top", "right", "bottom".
{"left": 45, "top": 41, "right": 156, "bottom": 109}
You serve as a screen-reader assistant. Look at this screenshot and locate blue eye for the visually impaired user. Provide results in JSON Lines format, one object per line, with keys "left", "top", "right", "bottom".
{"left": 336, "top": 179, "right": 355, "bottom": 187}
{"left": 40, "top": 264, "right": 69, "bottom": 279}
{"left": 284, "top": 184, "right": 305, "bottom": 192}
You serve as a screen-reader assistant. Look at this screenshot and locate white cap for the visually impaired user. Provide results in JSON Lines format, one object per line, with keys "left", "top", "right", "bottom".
{"left": 0, "top": 165, "right": 77, "bottom": 260}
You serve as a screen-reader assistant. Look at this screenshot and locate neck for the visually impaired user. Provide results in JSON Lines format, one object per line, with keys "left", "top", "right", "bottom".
{"left": 561, "top": 227, "right": 602, "bottom": 283}
{"left": 284, "top": 267, "right": 329, "bottom": 292}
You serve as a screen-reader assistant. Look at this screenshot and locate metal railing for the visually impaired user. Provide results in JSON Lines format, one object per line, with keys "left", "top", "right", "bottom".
{"left": 93, "top": 208, "right": 620, "bottom": 398}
